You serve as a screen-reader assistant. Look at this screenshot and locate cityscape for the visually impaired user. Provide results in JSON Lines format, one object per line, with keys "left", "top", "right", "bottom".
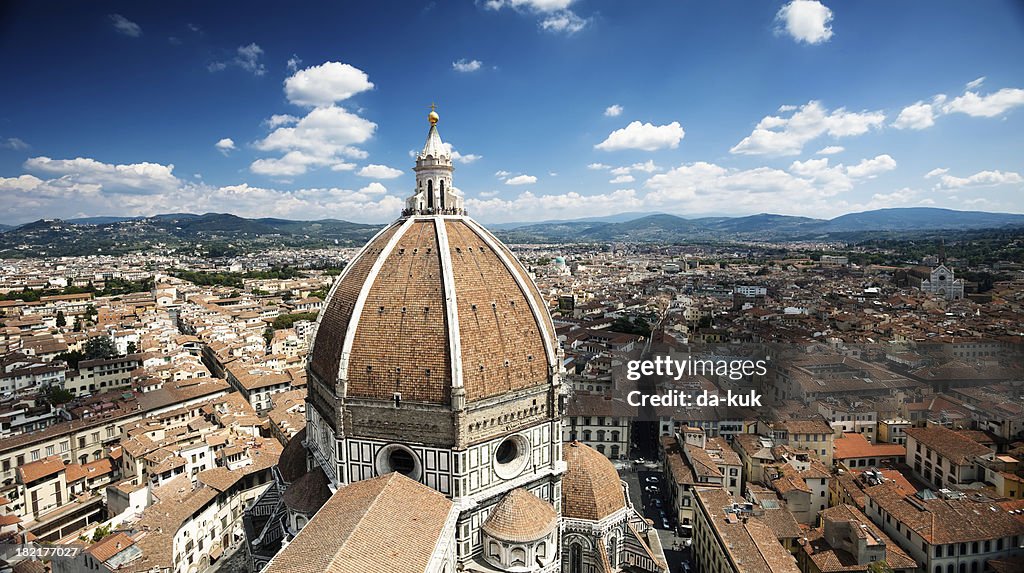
{"left": 1, "top": 2, "right": 1024, "bottom": 573}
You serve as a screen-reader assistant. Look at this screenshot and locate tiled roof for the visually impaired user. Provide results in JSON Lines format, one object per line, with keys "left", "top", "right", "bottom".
{"left": 562, "top": 441, "right": 626, "bottom": 521}
{"left": 834, "top": 432, "right": 906, "bottom": 461}
{"left": 904, "top": 425, "right": 992, "bottom": 465}
{"left": 17, "top": 456, "right": 64, "bottom": 484}
{"left": 308, "top": 217, "right": 556, "bottom": 405}
{"left": 482, "top": 488, "right": 557, "bottom": 542}
{"left": 265, "top": 472, "right": 455, "bottom": 573}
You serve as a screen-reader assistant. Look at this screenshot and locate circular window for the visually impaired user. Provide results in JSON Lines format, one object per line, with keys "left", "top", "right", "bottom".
{"left": 493, "top": 434, "right": 530, "bottom": 480}
{"left": 938, "top": 275, "right": 946, "bottom": 281}
{"left": 375, "top": 444, "right": 423, "bottom": 481}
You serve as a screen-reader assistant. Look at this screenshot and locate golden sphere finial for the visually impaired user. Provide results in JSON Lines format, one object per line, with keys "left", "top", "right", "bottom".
{"left": 428, "top": 102, "right": 439, "bottom": 125}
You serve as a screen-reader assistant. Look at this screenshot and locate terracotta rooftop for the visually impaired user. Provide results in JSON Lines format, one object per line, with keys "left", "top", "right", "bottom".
{"left": 562, "top": 441, "right": 626, "bottom": 521}
{"left": 834, "top": 432, "right": 907, "bottom": 461}
{"left": 265, "top": 472, "right": 455, "bottom": 573}
{"left": 904, "top": 425, "right": 993, "bottom": 465}
{"left": 482, "top": 488, "right": 557, "bottom": 543}
{"left": 17, "top": 456, "right": 65, "bottom": 484}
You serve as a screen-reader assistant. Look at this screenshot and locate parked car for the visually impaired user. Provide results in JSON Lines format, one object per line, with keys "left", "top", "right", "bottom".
{"left": 644, "top": 485, "right": 660, "bottom": 493}
{"left": 661, "top": 518, "right": 671, "bottom": 529}
{"left": 644, "top": 476, "right": 660, "bottom": 483}
{"left": 652, "top": 499, "right": 663, "bottom": 508}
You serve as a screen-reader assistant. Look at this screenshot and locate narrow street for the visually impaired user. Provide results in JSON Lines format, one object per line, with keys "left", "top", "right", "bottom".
{"left": 620, "top": 465, "right": 693, "bottom": 573}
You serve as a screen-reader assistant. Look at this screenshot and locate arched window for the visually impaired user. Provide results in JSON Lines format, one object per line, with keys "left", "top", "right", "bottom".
{"left": 597, "top": 430, "right": 606, "bottom": 442}
{"left": 583, "top": 430, "right": 592, "bottom": 441}
{"left": 597, "top": 444, "right": 606, "bottom": 454}
{"left": 489, "top": 541, "right": 500, "bottom": 559}
{"left": 537, "top": 541, "right": 547, "bottom": 559}
{"left": 570, "top": 543, "right": 583, "bottom": 573}
{"left": 611, "top": 445, "right": 620, "bottom": 458}
{"left": 608, "top": 537, "right": 617, "bottom": 568}
{"left": 440, "top": 180, "right": 445, "bottom": 209}
{"left": 510, "top": 547, "right": 526, "bottom": 566}
{"left": 611, "top": 430, "right": 620, "bottom": 442}
{"left": 947, "top": 565, "right": 954, "bottom": 573}
{"left": 427, "top": 180, "right": 434, "bottom": 209}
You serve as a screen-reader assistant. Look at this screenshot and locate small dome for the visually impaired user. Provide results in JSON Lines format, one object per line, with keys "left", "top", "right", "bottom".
{"left": 278, "top": 427, "right": 308, "bottom": 484}
{"left": 283, "top": 467, "right": 332, "bottom": 515}
{"left": 562, "top": 441, "right": 626, "bottom": 520}
{"left": 482, "top": 488, "right": 557, "bottom": 543}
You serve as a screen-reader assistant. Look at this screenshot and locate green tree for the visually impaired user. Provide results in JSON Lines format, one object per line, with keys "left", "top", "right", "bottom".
{"left": 83, "top": 336, "right": 117, "bottom": 361}
{"left": 126, "top": 341, "right": 138, "bottom": 354}
{"left": 91, "top": 524, "right": 112, "bottom": 543}
{"left": 43, "top": 385, "right": 74, "bottom": 405}
{"left": 55, "top": 310, "right": 66, "bottom": 327}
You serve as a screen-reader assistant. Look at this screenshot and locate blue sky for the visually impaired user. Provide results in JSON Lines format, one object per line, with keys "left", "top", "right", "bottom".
{"left": 1, "top": 0, "right": 1023, "bottom": 225}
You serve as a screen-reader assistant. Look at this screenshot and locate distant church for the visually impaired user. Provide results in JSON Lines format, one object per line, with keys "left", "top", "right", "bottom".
{"left": 919, "top": 243, "right": 964, "bottom": 300}
{"left": 244, "top": 110, "right": 668, "bottom": 573}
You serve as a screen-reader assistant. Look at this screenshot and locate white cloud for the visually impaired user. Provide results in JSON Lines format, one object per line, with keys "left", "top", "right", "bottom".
{"left": 330, "top": 162, "right": 356, "bottom": 172}
{"left": 24, "top": 156, "right": 180, "bottom": 194}
{"left": 439, "top": 143, "right": 482, "bottom": 164}
{"left": 284, "top": 61, "right": 375, "bottom": 107}
{"left": 965, "top": 76, "right": 985, "bottom": 90}
{"left": 357, "top": 164, "right": 404, "bottom": 179}
{"left": 1, "top": 137, "right": 30, "bottom": 150}
{"left": 926, "top": 168, "right": 1022, "bottom": 190}
{"left": 845, "top": 154, "right": 897, "bottom": 178}
{"left": 942, "top": 87, "right": 1024, "bottom": 118}
{"left": 730, "top": 101, "right": 885, "bottom": 156}
{"left": 478, "top": 190, "right": 500, "bottom": 198}
{"left": 787, "top": 154, "right": 896, "bottom": 192}
{"left": 587, "top": 163, "right": 610, "bottom": 170}
{"left": 359, "top": 182, "right": 388, "bottom": 195}
{"left": 2, "top": 157, "right": 403, "bottom": 223}
{"left": 610, "top": 174, "right": 635, "bottom": 184}
{"left": 774, "top": 0, "right": 834, "bottom": 45}
{"left": 816, "top": 146, "right": 844, "bottom": 155}
{"left": 505, "top": 174, "right": 537, "bottom": 185}
{"left": 452, "top": 59, "right": 483, "bottom": 73}
{"left": 266, "top": 114, "right": 299, "bottom": 128}
{"left": 215, "top": 138, "right": 235, "bottom": 155}
{"left": 468, "top": 189, "right": 642, "bottom": 223}
{"left": 495, "top": 170, "right": 511, "bottom": 178}
{"left": 235, "top": 43, "right": 266, "bottom": 76}
{"left": 286, "top": 55, "right": 302, "bottom": 73}
{"left": 604, "top": 104, "right": 623, "bottom": 117}
{"left": 595, "top": 121, "right": 685, "bottom": 152}
{"left": 484, "top": 0, "right": 575, "bottom": 10}
{"left": 252, "top": 105, "right": 376, "bottom": 176}
{"left": 609, "top": 160, "right": 661, "bottom": 177}
{"left": 109, "top": 14, "right": 142, "bottom": 37}
{"left": 892, "top": 101, "right": 937, "bottom": 130}
{"left": 539, "top": 11, "right": 587, "bottom": 34}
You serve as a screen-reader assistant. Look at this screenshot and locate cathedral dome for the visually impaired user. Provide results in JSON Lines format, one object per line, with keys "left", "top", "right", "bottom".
{"left": 562, "top": 441, "right": 626, "bottom": 521}
{"left": 482, "top": 488, "right": 557, "bottom": 543}
{"left": 308, "top": 114, "right": 558, "bottom": 411}
{"left": 278, "top": 427, "right": 308, "bottom": 484}
{"left": 309, "top": 216, "right": 557, "bottom": 405}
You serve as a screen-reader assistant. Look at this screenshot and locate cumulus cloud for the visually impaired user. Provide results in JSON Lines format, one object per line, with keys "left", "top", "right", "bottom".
{"left": 356, "top": 164, "right": 404, "bottom": 179}
{"left": 893, "top": 100, "right": 938, "bottom": 130}
{"left": 2, "top": 156, "right": 403, "bottom": 223}
{"left": 24, "top": 156, "right": 181, "bottom": 194}
{"left": 252, "top": 104, "right": 376, "bottom": 176}
{"left": 265, "top": 114, "right": 299, "bottom": 128}
{"left": 215, "top": 138, "right": 235, "bottom": 155}
{"left": 816, "top": 146, "right": 844, "bottom": 155}
{"left": 284, "top": 61, "right": 375, "bottom": 107}
{"left": 926, "top": 167, "right": 1022, "bottom": 190}
{"left": 730, "top": 100, "right": 884, "bottom": 156}
{"left": 468, "top": 189, "right": 642, "bottom": 223}
{"left": 452, "top": 59, "right": 483, "bottom": 73}
{"left": 610, "top": 174, "right": 634, "bottom": 184}
{"left": 595, "top": 121, "right": 685, "bottom": 152}
{"left": 774, "top": 0, "right": 834, "bottom": 44}
{"left": 109, "top": 14, "right": 142, "bottom": 37}
{"left": 942, "top": 87, "right": 1024, "bottom": 118}
{"left": 604, "top": 104, "right": 623, "bottom": 117}
{"left": 587, "top": 163, "right": 610, "bottom": 170}
{"left": 505, "top": 174, "right": 537, "bottom": 185}
{"left": 484, "top": 0, "right": 587, "bottom": 34}
{"left": 539, "top": 11, "right": 587, "bottom": 34}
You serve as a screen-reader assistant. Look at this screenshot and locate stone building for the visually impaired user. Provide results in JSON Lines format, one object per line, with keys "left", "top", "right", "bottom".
{"left": 247, "top": 111, "right": 668, "bottom": 573}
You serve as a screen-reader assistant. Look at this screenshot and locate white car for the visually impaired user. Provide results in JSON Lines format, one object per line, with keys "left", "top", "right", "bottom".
{"left": 644, "top": 476, "right": 660, "bottom": 483}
